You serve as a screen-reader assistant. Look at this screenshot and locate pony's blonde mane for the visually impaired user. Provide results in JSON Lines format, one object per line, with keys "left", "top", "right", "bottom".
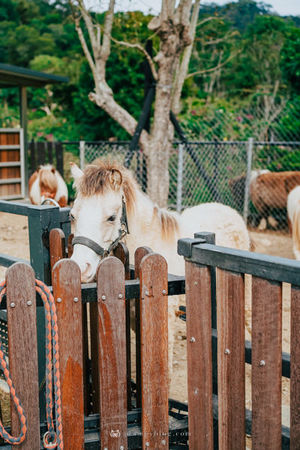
{"left": 39, "top": 165, "right": 58, "bottom": 193}
{"left": 77, "top": 159, "right": 137, "bottom": 215}
{"left": 152, "top": 206, "right": 179, "bottom": 242}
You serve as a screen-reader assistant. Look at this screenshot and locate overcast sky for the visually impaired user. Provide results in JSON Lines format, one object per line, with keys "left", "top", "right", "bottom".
{"left": 85, "top": 0, "right": 300, "bottom": 16}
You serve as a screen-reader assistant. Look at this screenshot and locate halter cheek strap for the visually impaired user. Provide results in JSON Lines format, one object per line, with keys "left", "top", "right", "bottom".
{"left": 72, "top": 197, "right": 129, "bottom": 257}
{"left": 72, "top": 236, "right": 106, "bottom": 257}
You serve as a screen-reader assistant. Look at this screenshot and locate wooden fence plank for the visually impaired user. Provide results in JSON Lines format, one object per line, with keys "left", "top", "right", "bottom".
{"left": 67, "top": 234, "right": 74, "bottom": 258}
{"left": 291, "top": 285, "right": 300, "bottom": 448}
{"left": 135, "top": 246, "right": 152, "bottom": 409}
{"left": 140, "top": 253, "right": 169, "bottom": 449}
{"left": 217, "top": 269, "right": 245, "bottom": 450}
{"left": 185, "top": 260, "right": 214, "bottom": 450}
{"left": 113, "top": 243, "right": 132, "bottom": 410}
{"left": 52, "top": 259, "right": 84, "bottom": 450}
{"left": 6, "top": 263, "right": 40, "bottom": 449}
{"left": 49, "top": 228, "right": 65, "bottom": 272}
{"left": 97, "top": 256, "right": 127, "bottom": 449}
{"left": 252, "top": 277, "right": 282, "bottom": 450}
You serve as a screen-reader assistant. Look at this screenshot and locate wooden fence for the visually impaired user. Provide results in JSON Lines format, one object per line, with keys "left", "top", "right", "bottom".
{"left": 178, "top": 232, "right": 300, "bottom": 450}
{"left": 0, "top": 227, "right": 299, "bottom": 448}
{"left": 0, "top": 229, "right": 187, "bottom": 449}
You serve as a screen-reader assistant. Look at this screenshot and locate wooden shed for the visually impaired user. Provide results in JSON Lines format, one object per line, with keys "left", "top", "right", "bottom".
{"left": 0, "top": 63, "right": 68, "bottom": 199}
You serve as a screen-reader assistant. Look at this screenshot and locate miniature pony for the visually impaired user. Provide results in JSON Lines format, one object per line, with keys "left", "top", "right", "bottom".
{"left": 28, "top": 164, "right": 68, "bottom": 207}
{"left": 69, "top": 159, "right": 250, "bottom": 386}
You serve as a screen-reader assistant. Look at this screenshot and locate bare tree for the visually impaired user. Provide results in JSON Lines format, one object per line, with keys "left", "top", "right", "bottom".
{"left": 70, "top": 0, "right": 200, "bottom": 207}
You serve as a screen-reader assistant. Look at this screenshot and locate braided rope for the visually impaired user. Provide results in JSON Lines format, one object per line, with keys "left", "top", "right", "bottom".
{"left": 0, "top": 279, "right": 64, "bottom": 449}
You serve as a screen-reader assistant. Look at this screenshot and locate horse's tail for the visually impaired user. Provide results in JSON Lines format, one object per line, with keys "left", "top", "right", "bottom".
{"left": 292, "top": 205, "right": 300, "bottom": 259}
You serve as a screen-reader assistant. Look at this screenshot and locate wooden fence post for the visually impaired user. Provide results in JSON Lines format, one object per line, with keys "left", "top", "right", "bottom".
{"left": 96, "top": 256, "right": 127, "bottom": 449}
{"left": 139, "top": 253, "right": 169, "bottom": 449}
{"left": 251, "top": 277, "right": 282, "bottom": 450}
{"left": 185, "top": 260, "right": 214, "bottom": 450}
{"left": 291, "top": 285, "right": 300, "bottom": 448}
{"left": 6, "top": 263, "right": 40, "bottom": 449}
{"left": 113, "top": 243, "right": 131, "bottom": 410}
{"left": 134, "top": 246, "right": 152, "bottom": 409}
{"left": 52, "top": 259, "right": 85, "bottom": 449}
{"left": 217, "top": 269, "right": 245, "bottom": 449}
{"left": 49, "top": 228, "right": 66, "bottom": 272}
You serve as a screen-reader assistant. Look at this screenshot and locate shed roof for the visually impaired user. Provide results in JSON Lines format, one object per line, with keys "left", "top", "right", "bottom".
{"left": 0, "top": 63, "right": 69, "bottom": 87}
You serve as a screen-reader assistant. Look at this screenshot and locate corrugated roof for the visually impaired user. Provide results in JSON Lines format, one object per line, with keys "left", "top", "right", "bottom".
{"left": 0, "top": 63, "right": 69, "bottom": 87}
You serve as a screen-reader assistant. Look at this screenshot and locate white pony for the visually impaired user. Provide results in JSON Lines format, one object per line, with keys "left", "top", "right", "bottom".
{"left": 29, "top": 164, "right": 68, "bottom": 207}
{"left": 287, "top": 185, "right": 300, "bottom": 260}
{"left": 70, "top": 159, "right": 250, "bottom": 385}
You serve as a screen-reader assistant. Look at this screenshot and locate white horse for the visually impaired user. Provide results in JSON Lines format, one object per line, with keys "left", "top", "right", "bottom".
{"left": 70, "top": 159, "right": 250, "bottom": 386}
{"left": 29, "top": 164, "right": 68, "bottom": 207}
{"left": 287, "top": 185, "right": 300, "bottom": 260}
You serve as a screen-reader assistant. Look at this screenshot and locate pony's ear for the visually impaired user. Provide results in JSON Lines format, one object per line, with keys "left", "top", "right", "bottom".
{"left": 109, "top": 169, "right": 122, "bottom": 191}
{"left": 70, "top": 162, "right": 83, "bottom": 180}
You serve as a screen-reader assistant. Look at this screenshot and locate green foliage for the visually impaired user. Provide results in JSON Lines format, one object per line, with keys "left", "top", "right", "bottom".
{"left": 0, "top": 0, "right": 299, "bottom": 144}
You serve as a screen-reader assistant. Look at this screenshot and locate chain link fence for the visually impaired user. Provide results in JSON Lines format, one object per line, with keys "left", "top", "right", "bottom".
{"left": 67, "top": 139, "right": 299, "bottom": 231}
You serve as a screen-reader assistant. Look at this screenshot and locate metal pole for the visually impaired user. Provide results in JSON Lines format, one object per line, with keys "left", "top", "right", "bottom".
{"left": 19, "top": 86, "right": 28, "bottom": 197}
{"left": 243, "top": 137, "right": 253, "bottom": 223}
{"left": 79, "top": 140, "right": 85, "bottom": 169}
{"left": 176, "top": 144, "right": 184, "bottom": 212}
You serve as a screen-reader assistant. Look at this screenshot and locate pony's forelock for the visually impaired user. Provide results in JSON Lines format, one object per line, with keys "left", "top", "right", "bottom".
{"left": 77, "top": 159, "right": 137, "bottom": 213}
{"left": 39, "top": 165, "right": 58, "bottom": 194}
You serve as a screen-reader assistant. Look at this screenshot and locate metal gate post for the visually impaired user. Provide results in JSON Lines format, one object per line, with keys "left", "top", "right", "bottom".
{"left": 80, "top": 140, "right": 85, "bottom": 169}
{"left": 27, "top": 205, "right": 61, "bottom": 422}
{"left": 243, "top": 137, "right": 253, "bottom": 223}
{"left": 176, "top": 143, "right": 184, "bottom": 213}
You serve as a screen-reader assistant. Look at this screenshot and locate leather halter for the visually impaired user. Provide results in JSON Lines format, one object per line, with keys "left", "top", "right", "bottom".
{"left": 72, "top": 197, "right": 129, "bottom": 258}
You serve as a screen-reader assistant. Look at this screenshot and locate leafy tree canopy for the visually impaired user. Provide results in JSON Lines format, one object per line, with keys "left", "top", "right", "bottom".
{"left": 0, "top": 0, "right": 299, "bottom": 141}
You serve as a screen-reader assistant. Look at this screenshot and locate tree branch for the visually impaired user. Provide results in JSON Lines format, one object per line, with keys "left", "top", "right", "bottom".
{"left": 74, "top": 16, "right": 98, "bottom": 82}
{"left": 101, "top": 0, "right": 115, "bottom": 63}
{"left": 186, "top": 50, "right": 240, "bottom": 79}
{"left": 172, "top": 0, "right": 201, "bottom": 113}
{"left": 77, "top": 0, "right": 100, "bottom": 60}
{"left": 111, "top": 37, "right": 158, "bottom": 80}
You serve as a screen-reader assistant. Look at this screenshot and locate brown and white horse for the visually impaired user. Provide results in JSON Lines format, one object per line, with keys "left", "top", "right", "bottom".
{"left": 28, "top": 164, "right": 68, "bottom": 207}
{"left": 69, "top": 159, "right": 250, "bottom": 385}
{"left": 287, "top": 185, "right": 300, "bottom": 260}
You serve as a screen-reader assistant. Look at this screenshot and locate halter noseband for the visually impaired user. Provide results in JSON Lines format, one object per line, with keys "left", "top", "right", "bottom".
{"left": 72, "top": 197, "right": 129, "bottom": 258}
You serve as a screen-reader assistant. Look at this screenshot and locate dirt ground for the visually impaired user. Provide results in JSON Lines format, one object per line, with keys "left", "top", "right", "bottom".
{"left": 0, "top": 212, "right": 295, "bottom": 432}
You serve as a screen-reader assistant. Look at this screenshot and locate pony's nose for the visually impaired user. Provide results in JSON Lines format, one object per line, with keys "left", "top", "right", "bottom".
{"left": 81, "top": 262, "right": 93, "bottom": 282}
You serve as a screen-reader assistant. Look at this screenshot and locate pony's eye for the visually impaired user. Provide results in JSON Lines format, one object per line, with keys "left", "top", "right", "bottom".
{"left": 70, "top": 212, "right": 75, "bottom": 222}
{"left": 107, "top": 215, "right": 116, "bottom": 222}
